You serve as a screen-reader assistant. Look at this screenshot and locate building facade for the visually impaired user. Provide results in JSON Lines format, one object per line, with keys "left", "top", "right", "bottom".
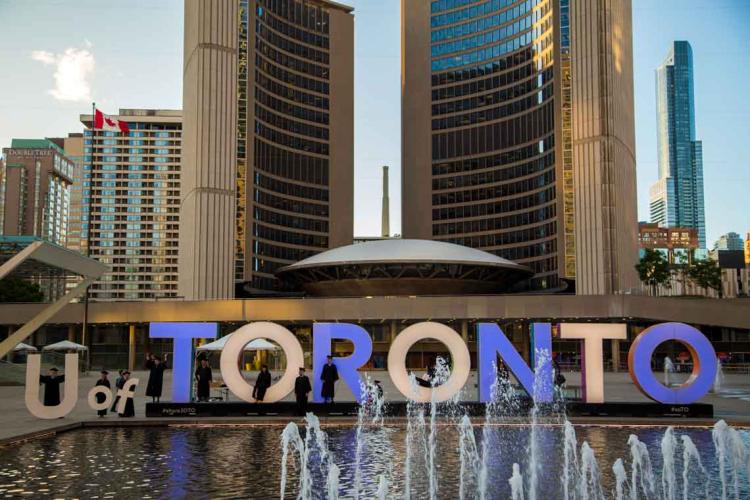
{"left": 180, "top": 0, "right": 355, "bottom": 299}
{"left": 638, "top": 222, "right": 698, "bottom": 264}
{"left": 80, "top": 109, "right": 182, "bottom": 301}
{"left": 650, "top": 41, "right": 706, "bottom": 248}
{"left": 0, "top": 139, "right": 73, "bottom": 247}
{"left": 714, "top": 232, "right": 744, "bottom": 252}
{"left": 401, "top": 0, "right": 638, "bottom": 293}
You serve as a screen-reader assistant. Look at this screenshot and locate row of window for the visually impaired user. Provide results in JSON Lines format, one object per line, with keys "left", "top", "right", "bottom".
{"left": 432, "top": 101, "right": 554, "bottom": 160}
{"left": 434, "top": 218, "right": 555, "bottom": 242}
{"left": 432, "top": 48, "right": 532, "bottom": 86}
{"left": 432, "top": 30, "right": 534, "bottom": 71}
{"left": 253, "top": 241, "right": 317, "bottom": 262}
{"left": 255, "top": 188, "right": 329, "bottom": 218}
{"left": 257, "top": 38, "right": 328, "bottom": 80}
{"left": 256, "top": 71, "right": 328, "bottom": 110}
{"left": 432, "top": 0, "right": 532, "bottom": 42}
{"left": 432, "top": 14, "right": 532, "bottom": 58}
{"left": 256, "top": 122, "right": 329, "bottom": 156}
{"left": 259, "top": 0, "right": 330, "bottom": 35}
{"left": 432, "top": 84, "right": 551, "bottom": 129}
{"left": 257, "top": 3, "right": 329, "bottom": 49}
{"left": 433, "top": 186, "right": 554, "bottom": 219}
{"left": 253, "top": 258, "right": 291, "bottom": 276}
{"left": 256, "top": 103, "right": 329, "bottom": 140}
{"left": 433, "top": 145, "right": 553, "bottom": 182}
{"left": 254, "top": 206, "right": 328, "bottom": 234}
{"left": 256, "top": 53, "right": 330, "bottom": 95}
{"left": 433, "top": 168, "right": 554, "bottom": 202}
{"left": 258, "top": 21, "right": 329, "bottom": 65}
{"left": 250, "top": 274, "right": 282, "bottom": 291}
{"left": 439, "top": 236, "right": 557, "bottom": 265}
{"left": 255, "top": 172, "right": 329, "bottom": 202}
{"left": 253, "top": 222, "right": 329, "bottom": 248}
{"left": 256, "top": 87, "right": 329, "bottom": 126}
{"left": 431, "top": 0, "right": 531, "bottom": 27}
{"left": 432, "top": 63, "right": 536, "bottom": 101}
{"left": 254, "top": 138, "right": 329, "bottom": 186}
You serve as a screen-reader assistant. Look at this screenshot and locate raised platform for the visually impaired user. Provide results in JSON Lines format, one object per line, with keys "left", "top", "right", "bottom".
{"left": 145, "top": 401, "right": 713, "bottom": 419}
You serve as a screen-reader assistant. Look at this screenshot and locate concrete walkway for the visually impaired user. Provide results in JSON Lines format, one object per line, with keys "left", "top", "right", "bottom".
{"left": 2, "top": 369, "right": 749, "bottom": 445}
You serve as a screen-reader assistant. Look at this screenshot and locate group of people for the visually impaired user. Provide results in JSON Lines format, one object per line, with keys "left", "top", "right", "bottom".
{"left": 39, "top": 367, "right": 136, "bottom": 417}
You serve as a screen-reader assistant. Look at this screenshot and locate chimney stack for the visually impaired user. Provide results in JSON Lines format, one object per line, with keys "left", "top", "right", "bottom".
{"left": 381, "top": 165, "right": 390, "bottom": 238}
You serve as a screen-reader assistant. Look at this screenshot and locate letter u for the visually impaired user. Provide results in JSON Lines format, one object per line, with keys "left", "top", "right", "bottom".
{"left": 25, "top": 353, "right": 78, "bottom": 419}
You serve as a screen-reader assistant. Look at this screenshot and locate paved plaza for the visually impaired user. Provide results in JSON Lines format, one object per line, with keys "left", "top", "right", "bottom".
{"left": 2, "top": 368, "right": 750, "bottom": 445}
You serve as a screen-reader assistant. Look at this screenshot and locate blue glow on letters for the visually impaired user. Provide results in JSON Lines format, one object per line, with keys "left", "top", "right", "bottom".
{"left": 477, "top": 322, "right": 553, "bottom": 403}
{"left": 150, "top": 322, "right": 217, "bottom": 403}
{"left": 312, "top": 323, "right": 372, "bottom": 403}
{"left": 629, "top": 322, "right": 717, "bottom": 404}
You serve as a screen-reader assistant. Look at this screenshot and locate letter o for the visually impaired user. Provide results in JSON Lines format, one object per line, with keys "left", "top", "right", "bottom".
{"left": 220, "top": 322, "right": 304, "bottom": 403}
{"left": 387, "top": 322, "right": 471, "bottom": 403}
{"left": 628, "top": 322, "right": 717, "bottom": 404}
{"left": 88, "top": 386, "right": 113, "bottom": 411}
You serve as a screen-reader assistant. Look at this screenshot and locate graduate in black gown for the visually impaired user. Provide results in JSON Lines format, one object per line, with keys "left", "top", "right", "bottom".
{"left": 320, "top": 355, "right": 339, "bottom": 403}
{"left": 194, "top": 358, "right": 212, "bottom": 402}
{"left": 110, "top": 369, "right": 125, "bottom": 413}
{"left": 252, "top": 365, "right": 272, "bottom": 402}
{"left": 294, "top": 367, "right": 312, "bottom": 416}
{"left": 118, "top": 371, "right": 135, "bottom": 417}
{"left": 94, "top": 370, "right": 111, "bottom": 417}
{"left": 39, "top": 367, "right": 64, "bottom": 406}
{"left": 145, "top": 356, "right": 166, "bottom": 403}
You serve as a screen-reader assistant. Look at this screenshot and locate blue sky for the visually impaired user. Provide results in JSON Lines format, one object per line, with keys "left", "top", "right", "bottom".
{"left": 0, "top": 0, "right": 748, "bottom": 245}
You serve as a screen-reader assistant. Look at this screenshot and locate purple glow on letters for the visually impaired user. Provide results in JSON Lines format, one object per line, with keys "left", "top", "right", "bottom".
{"left": 312, "top": 323, "right": 372, "bottom": 403}
{"left": 628, "top": 322, "right": 717, "bottom": 404}
{"left": 150, "top": 322, "right": 217, "bottom": 403}
{"left": 477, "top": 322, "right": 552, "bottom": 403}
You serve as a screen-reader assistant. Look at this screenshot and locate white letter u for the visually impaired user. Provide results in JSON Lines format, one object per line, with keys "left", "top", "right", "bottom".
{"left": 25, "top": 353, "right": 78, "bottom": 419}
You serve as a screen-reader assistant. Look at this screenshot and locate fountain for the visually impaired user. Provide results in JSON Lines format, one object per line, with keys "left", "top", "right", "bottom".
{"left": 661, "top": 426, "right": 678, "bottom": 500}
{"left": 613, "top": 458, "right": 628, "bottom": 500}
{"left": 664, "top": 356, "right": 676, "bottom": 387}
{"left": 712, "top": 359, "right": 725, "bottom": 394}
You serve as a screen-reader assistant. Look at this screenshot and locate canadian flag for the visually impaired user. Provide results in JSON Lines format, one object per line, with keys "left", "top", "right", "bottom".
{"left": 93, "top": 109, "right": 130, "bottom": 134}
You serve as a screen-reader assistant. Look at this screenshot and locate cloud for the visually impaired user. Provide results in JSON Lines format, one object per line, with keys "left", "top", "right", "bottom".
{"left": 31, "top": 46, "right": 95, "bottom": 102}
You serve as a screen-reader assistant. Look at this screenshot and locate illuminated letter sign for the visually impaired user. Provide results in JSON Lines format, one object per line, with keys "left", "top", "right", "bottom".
{"left": 220, "top": 322, "right": 304, "bottom": 403}
{"left": 312, "top": 323, "right": 373, "bottom": 403}
{"left": 388, "top": 322, "right": 471, "bottom": 403}
{"left": 560, "top": 323, "right": 627, "bottom": 403}
{"left": 25, "top": 353, "right": 79, "bottom": 419}
{"left": 150, "top": 322, "right": 217, "bottom": 402}
{"left": 477, "top": 323, "right": 553, "bottom": 403}
{"left": 628, "top": 322, "right": 717, "bottom": 404}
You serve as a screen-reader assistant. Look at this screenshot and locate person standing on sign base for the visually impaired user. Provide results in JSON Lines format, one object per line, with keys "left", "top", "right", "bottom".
{"left": 252, "top": 364, "right": 272, "bottom": 402}
{"left": 321, "top": 355, "right": 339, "bottom": 404}
{"left": 39, "top": 367, "right": 64, "bottom": 407}
{"left": 195, "top": 358, "right": 213, "bottom": 402}
{"left": 118, "top": 371, "right": 135, "bottom": 417}
{"left": 295, "top": 367, "right": 312, "bottom": 416}
{"left": 95, "top": 370, "right": 111, "bottom": 417}
{"left": 146, "top": 355, "right": 166, "bottom": 403}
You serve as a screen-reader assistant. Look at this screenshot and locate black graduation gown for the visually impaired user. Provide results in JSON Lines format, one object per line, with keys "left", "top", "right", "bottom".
{"left": 95, "top": 379, "right": 111, "bottom": 416}
{"left": 119, "top": 385, "right": 135, "bottom": 417}
{"left": 39, "top": 375, "right": 64, "bottom": 406}
{"left": 146, "top": 364, "right": 166, "bottom": 398}
{"left": 252, "top": 371, "right": 272, "bottom": 401}
{"left": 111, "top": 375, "right": 125, "bottom": 413}
{"left": 320, "top": 363, "right": 339, "bottom": 399}
{"left": 294, "top": 375, "right": 312, "bottom": 415}
{"left": 195, "top": 365, "right": 213, "bottom": 400}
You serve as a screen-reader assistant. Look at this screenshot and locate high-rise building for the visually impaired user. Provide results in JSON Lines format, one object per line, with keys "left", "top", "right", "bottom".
{"left": 714, "top": 232, "right": 744, "bottom": 252}
{"left": 80, "top": 109, "right": 182, "bottom": 301}
{"left": 638, "top": 222, "right": 698, "bottom": 264}
{"left": 180, "top": 0, "right": 355, "bottom": 299}
{"left": 48, "top": 134, "right": 86, "bottom": 254}
{"left": 0, "top": 139, "right": 73, "bottom": 246}
{"left": 650, "top": 41, "right": 706, "bottom": 248}
{"left": 745, "top": 228, "right": 750, "bottom": 265}
{"left": 401, "top": 0, "right": 638, "bottom": 293}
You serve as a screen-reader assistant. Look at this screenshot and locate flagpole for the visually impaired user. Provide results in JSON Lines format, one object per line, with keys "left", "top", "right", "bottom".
{"left": 82, "top": 101, "right": 95, "bottom": 372}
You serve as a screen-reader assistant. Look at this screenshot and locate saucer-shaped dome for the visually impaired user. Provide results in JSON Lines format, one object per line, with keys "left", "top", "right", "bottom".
{"left": 276, "top": 239, "right": 533, "bottom": 297}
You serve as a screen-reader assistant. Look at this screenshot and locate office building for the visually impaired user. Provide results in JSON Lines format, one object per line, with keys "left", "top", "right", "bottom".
{"left": 180, "top": 0, "right": 355, "bottom": 299}
{"left": 48, "top": 134, "right": 86, "bottom": 254}
{"left": 638, "top": 222, "right": 698, "bottom": 265}
{"left": 80, "top": 109, "right": 182, "bottom": 301}
{"left": 401, "top": 0, "right": 638, "bottom": 293}
{"left": 650, "top": 41, "right": 706, "bottom": 248}
{"left": 714, "top": 232, "right": 744, "bottom": 252}
{"left": 0, "top": 139, "right": 73, "bottom": 246}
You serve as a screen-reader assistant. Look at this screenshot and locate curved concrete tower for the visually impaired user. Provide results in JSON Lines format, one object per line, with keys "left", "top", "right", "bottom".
{"left": 179, "top": 0, "right": 238, "bottom": 299}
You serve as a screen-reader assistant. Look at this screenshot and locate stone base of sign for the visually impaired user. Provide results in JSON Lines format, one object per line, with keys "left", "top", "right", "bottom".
{"left": 145, "top": 401, "right": 713, "bottom": 419}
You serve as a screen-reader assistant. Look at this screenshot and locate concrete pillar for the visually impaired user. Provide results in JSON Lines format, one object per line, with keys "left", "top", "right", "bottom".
{"left": 128, "top": 325, "right": 136, "bottom": 372}
{"left": 390, "top": 321, "right": 397, "bottom": 342}
{"left": 460, "top": 320, "right": 468, "bottom": 342}
{"left": 67, "top": 325, "right": 76, "bottom": 342}
{"left": 611, "top": 339, "right": 621, "bottom": 372}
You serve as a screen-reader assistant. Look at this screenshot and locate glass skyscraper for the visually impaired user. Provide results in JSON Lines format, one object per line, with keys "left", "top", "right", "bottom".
{"left": 650, "top": 41, "right": 706, "bottom": 248}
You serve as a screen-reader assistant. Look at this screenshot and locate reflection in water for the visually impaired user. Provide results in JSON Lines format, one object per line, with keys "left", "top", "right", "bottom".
{"left": 0, "top": 425, "right": 746, "bottom": 498}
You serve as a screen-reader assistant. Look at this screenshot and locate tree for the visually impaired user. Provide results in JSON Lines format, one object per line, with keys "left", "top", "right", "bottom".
{"left": 0, "top": 278, "right": 44, "bottom": 302}
{"left": 635, "top": 249, "right": 671, "bottom": 296}
{"left": 687, "top": 258, "right": 723, "bottom": 297}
